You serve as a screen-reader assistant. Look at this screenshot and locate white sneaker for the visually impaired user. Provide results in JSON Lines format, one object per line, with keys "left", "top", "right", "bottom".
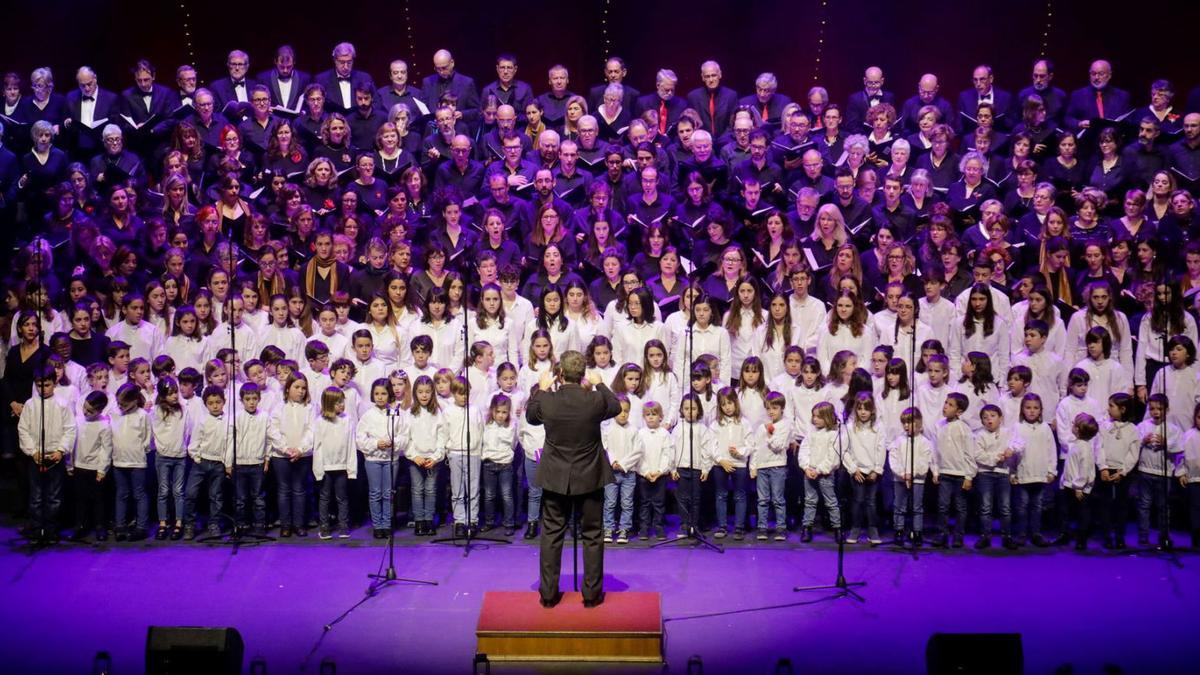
{"left": 844, "top": 529, "right": 860, "bottom": 544}
{"left": 603, "top": 529, "right": 613, "bottom": 543}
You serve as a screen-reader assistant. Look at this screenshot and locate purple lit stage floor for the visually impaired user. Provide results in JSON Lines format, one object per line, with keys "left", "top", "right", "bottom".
{"left": 1, "top": 526, "right": 1196, "bottom": 674}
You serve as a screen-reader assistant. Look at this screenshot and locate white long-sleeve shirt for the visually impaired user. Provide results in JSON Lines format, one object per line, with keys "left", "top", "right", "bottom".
{"left": 954, "top": 382, "right": 1001, "bottom": 433}
{"left": 518, "top": 413, "right": 546, "bottom": 462}
{"left": 752, "top": 323, "right": 791, "bottom": 383}
{"left": 887, "top": 434, "right": 933, "bottom": 483}
{"left": 752, "top": 416, "right": 794, "bottom": 471}
{"left": 1179, "top": 428, "right": 1200, "bottom": 484}
{"left": 106, "top": 320, "right": 165, "bottom": 363}
{"left": 612, "top": 319, "right": 667, "bottom": 370}
{"left": 188, "top": 412, "right": 229, "bottom": 463}
{"left": 711, "top": 418, "right": 752, "bottom": 467}
{"left": 602, "top": 420, "right": 641, "bottom": 472}
{"left": 226, "top": 407, "right": 269, "bottom": 465}
{"left": 816, "top": 321, "right": 877, "bottom": 376}
{"left": 1147, "top": 363, "right": 1200, "bottom": 432}
{"left": 973, "top": 426, "right": 1016, "bottom": 475}
{"left": 18, "top": 394, "right": 77, "bottom": 459}
{"left": 673, "top": 323, "right": 732, "bottom": 386}
{"left": 790, "top": 294, "right": 828, "bottom": 355}
{"left": 1134, "top": 313, "right": 1200, "bottom": 386}
{"left": 313, "top": 414, "right": 356, "bottom": 480}
{"left": 787, "top": 384, "right": 824, "bottom": 440}
{"left": 479, "top": 420, "right": 517, "bottom": 463}
{"left": 1136, "top": 418, "right": 1183, "bottom": 477}
{"left": 1055, "top": 394, "right": 1100, "bottom": 454}
{"left": 634, "top": 426, "right": 673, "bottom": 476}
{"left": 1060, "top": 437, "right": 1101, "bottom": 493}
{"left": 932, "top": 417, "right": 975, "bottom": 479}
{"left": 737, "top": 388, "right": 769, "bottom": 431}
{"left": 723, "top": 308, "right": 768, "bottom": 375}
{"left": 948, "top": 317, "right": 1011, "bottom": 385}
{"left": 1008, "top": 304, "right": 1068, "bottom": 358}
{"left": 799, "top": 426, "right": 843, "bottom": 475}
{"left": 268, "top": 401, "right": 315, "bottom": 459}
{"left": 164, "top": 335, "right": 208, "bottom": 375}
{"left": 1066, "top": 311, "right": 1133, "bottom": 373}
{"left": 1098, "top": 420, "right": 1140, "bottom": 474}
{"left": 1011, "top": 349, "right": 1067, "bottom": 416}
{"left": 672, "top": 420, "right": 714, "bottom": 473}
{"left": 1074, "top": 357, "right": 1133, "bottom": 414}
{"left": 1012, "top": 421, "right": 1057, "bottom": 485}
{"left": 842, "top": 421, "right": 885, "bottom": 474}
{"left": 150, "top": 406, "right": 188, "bottom": 459}
{"left": 919, "top": 296, "right": 956, "bottom": 348}
{"left": 355, "top": 406, "right": 408, "bottom": 462}
{"left": 439, "top": 404, "right": 483, "bottom": 454}
{"left": 257, "top": 323, "right": 307, "bottom": 365}
{"left": 472, "top": 316, "right": 520, "bottom": 367}
{"left": 915, "top": 383, "right": 951, "bottom": 438}
{"left": 407, "top": 408, "right": 446, "bottom": 462}
{"left": 643, "top": 371, "right": 681, "bottom": 429}
{"left": 73, "top": 415, "right": 113, "bottom": 473}
{"left": 111, "top": 409, "right": 151, "bottom": 468}
{"left": 203, "top": 321, "right": 260, "bottom": 366}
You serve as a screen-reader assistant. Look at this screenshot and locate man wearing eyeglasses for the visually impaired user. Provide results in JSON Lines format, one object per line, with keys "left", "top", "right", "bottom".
{"left": 845, "top": 66, "right": 895, "bottom": 134}
{"left": 210, "top": 50, "right": 258, "bottom": 122}
{"left": 87, "top": 124, "right": 144, "bottom": 189}
{"left": 64, "top": 66, "right": 119, "bottom": 160}
{"left": 957, "top": 65, "right": 1014, "bottom": 133}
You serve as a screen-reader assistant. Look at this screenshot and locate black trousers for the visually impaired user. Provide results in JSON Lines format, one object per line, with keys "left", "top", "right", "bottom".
{"left": 540, "top": 488, "right": 605, "bottom": 603}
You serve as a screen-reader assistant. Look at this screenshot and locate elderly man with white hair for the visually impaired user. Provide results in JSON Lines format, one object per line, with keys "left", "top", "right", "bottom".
{"left": 739, "top": 72, "right": 792, "bottom": 129}
{"left": 686, "top": 60, "right": 738, "bottom": 137}
{"left": 315, "top": 42, "right": 376, "bottom": 114}
{"left": 635, "top": 68, "right": 686, "bottom": 135}
{"left": 87, "top": 124, "right": 144, "bottom": 189}
{"left": 64, "top": 66, "right": 119, "bottom": 158}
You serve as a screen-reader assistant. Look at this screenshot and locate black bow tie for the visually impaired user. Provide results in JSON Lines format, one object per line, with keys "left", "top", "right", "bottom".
{"left": 82, "top": 96, "right": 94, "bottom": 102}
{"left": 233, "top": 80, "right": 245, "bottom": 87}
{"left": 337, "top": 76, "right": 351, "bottom": 82}
{"left": 278, "top": 77, "right": 291, "bottom": 83}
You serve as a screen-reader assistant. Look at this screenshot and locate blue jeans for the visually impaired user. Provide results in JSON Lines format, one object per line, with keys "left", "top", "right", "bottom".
{"left": 937, "top": 475, "right": 967, "bottom": 536}
{"left": 271, "top": 456, "right": 312, "bottom": 529}
{"left": 155, "top": 456, "right": 187, "bottom": 523}
{"left": 184, "top": 458, "right": 225, "bottom": 527}
{"left": 319, "top": 470, "right": 349, "bottom": 529}
{"left": 449, "top": 452, "right": 481, "bottom": 526}
{"left": 233, "top": 464, "right": 266, "bottom": 528}
{"left": 481, "top": 460, "right": 515, "bottom": 528}
{"left": 976, "top": 471, "right": 1012, "bottom": 536}
{"left": 849, "top": 476, "right": 879, "bottom": 531}
{"left": 27, "top": 461, "right": 65, "bottom": 531}
{"left": 756, "top": 466, "right": 787, "bottom": 529}
{"left": 114, "top": 467, "right": 149, "bottom": 530}
{"left": 893, "top": 481, "right": 924, "bottom": 533}
{"left": 1014, "top": 482, "right": 1047, "bottom": 539}
{"left": 715, "top": 466, "right": 750, "bottom": 530}
{"left": 364, "top": 460, "right": 396, "bottom": 529}
{"left": 638, "top": 475, "right": 667, "bottom": 532}
{"left": 524, "top": 455, "right": 542, "bottom": 524}
{"left": 1137, "top": 471, "right": 1171, "bottom": 536}
{"left": 803, "top": 473, "right": 841, "bottom": 528}
{"left": 409, "top": 462, "right": 440, "bottom": 522}
{"left": 603, "top": 469, "right": 637, "bottom": 532}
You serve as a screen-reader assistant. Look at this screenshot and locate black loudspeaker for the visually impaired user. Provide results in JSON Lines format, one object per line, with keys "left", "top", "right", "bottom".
{"left": 146, "top": 626, "right": 244, "bottom": 675}
{"left": 926, "top": 633, "right": 1023, "bottom": 675}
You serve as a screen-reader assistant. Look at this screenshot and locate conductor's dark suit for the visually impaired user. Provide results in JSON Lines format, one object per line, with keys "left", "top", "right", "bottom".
{"left": 525, "top": 381, "right": 621, "bottom": 604}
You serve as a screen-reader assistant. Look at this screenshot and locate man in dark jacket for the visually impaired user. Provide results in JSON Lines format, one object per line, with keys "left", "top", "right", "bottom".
{"left": 525, "top": 350, "right": 621, "bottom": 608}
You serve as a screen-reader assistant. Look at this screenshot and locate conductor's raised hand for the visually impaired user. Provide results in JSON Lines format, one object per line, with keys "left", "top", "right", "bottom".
{"left": 585, "top": 370, "right": 604, "bottom": 388}
{"left": 538, "top": 368, "right": 556, "bottom": 392}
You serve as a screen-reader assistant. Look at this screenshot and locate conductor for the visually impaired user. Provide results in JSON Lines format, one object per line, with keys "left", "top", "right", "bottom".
{"left": 525, "top": 350, "right": 622, "bottom": 608}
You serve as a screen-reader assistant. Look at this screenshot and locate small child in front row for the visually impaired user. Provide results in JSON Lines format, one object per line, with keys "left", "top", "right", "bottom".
{"left": 518, "top": 386, "right": 546, "bottom": 539}
{"left": 842, "top": 392, "right": 884, "bottom": 545}
{"left": 228, "top": 382, "right": 270, "bottom": 535}
{"left": 356, "top": 378, "right": 406, "bottom": 539}
{"left": 18, "top": 367, "right": 77, "bottom": 543}
{"left": 480, "top": 393, "right": 518, "bottom": 536}
{"left": 1011, "top": 393, "right": 1058, "bottom": 547}
{"left": 799, "top": 401, "right": 843, "bottom": 543}
{"left": 1096, "top": 393, "right": 1139, "bottom": 549}
{"left": 151, "top": 377, "right": 188, "bottom": 541}
{"left": 1135, "top": 393, "right": 1182, "bottom": 548}
{"left": 888, "top": 407, "right": 933, "bottom": 546}
{"left": 314, "top": 386, "right": 356, "bottom": 539}
{"left": 602, "top": 396, "right": 640, "bottom": 544}
{"left": 1179, "top": 402, "right": 1200, "bottom": 549}
{"left": 407, "top": 376, "right": 445, "bottom": 535}
{"left": 1059, "top": 412, "right": 1101, "bottom": 550}
{"left": 111, "top": 383, "right": 151, "bottom": 541}
{"left": 671, "top": 394, "right": 713, "bottom": 537}
{"left": 442, "top": 377, "right": 484, "bottom": 537}
{"left": 184, "top": 386, "right": 229, "bottom": 539}
{"left": 270, "top": 373, "right": 315, "bottom": 538}
{"left": 634, "top": 401, "right": 673, "bottom": 540}
{"left": 712, "top": 387, "right": 752, "bottom": 539}
{"left": 972, "top": 404, "right": 1017, "bottom": 549}
{"left": 752, "top": 391, "right": 793, "bottom": 542}
{"left": 932, "top": 392, "right": 975, "bottom": 549}
{"left": 72, "top": 391, "right": 112, "bottom": 542}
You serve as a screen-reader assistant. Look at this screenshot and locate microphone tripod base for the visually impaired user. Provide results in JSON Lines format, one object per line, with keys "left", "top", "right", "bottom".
{"left": 793, "top": 578, "right": 867, "bottom": 603}
{"left": 649, "top": 526, "right": 724, "bottom": 553}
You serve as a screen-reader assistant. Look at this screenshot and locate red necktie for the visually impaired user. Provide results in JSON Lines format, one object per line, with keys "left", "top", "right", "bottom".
{"left": 658, "top": 101, "right": 667, "bottom": 134}
{"left": 708, "top": 93, "right": 716, "bottom": 128}
{"left": 1095, "top": 90, "right": 1105, "bottom": 119}
{"left": 762, "top": 104, "right": 769, "bottom": 122}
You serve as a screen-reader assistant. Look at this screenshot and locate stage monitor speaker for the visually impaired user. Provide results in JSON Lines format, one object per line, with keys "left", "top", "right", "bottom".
{"left": 926, "top": 632, "right": 1022, "bottom": 675}
{"left": 146, "top": 626, "right": 244, "bottom": 675}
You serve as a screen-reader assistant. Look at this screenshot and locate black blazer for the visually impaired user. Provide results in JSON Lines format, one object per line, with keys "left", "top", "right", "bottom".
{"left": 256, "top": 69, "right": 312, "bottom": 110}
{"left": 118, "top": 84, "right": 178, "bottom": 124}
{"left": 526, "top": 382, "right": 621, "bottom": 495}
{"left": 315, "top": 70, "right": 377, "bottom": 113}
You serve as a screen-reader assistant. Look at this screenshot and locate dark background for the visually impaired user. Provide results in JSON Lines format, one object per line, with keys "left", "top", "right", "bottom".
{"left": 2, "top": 0, "right": 1197, "bottom": 112}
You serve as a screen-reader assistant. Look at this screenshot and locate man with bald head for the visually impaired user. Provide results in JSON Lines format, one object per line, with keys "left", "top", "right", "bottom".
{"left": 315, "top": 42, "right": 376, "bottom": 114}
{"left": 434, "top": 133, "right": 485, "bottom": 196}
{"left": 686, "top": 60, "right": 738, "bottom": 137}
{"left": 421, "top": 49, "right": 480, "bottom": 114}
{"left": 844, "top": 66, "right": 895, "bottom": 133}
{"left": 1017, "top": 59, "right": 1066, "bottom": 128}
{"left": 64, "top": 66, "right": 119, "bottom": 159}
{"left": 956, "top": 64, "right": 1014, "bottom": 132}
{"left": 1065, "top": 59, "right": 1132, "bottom": 131}
{"left": 479, "top": 103, "right": 530, "bottom": 162}
{"left": 899, "top": 73, "right": 954, "bottom": 136}
{"left": 481, "top": 53, "right": 534, "bottom": 113}
{"left": 1168, "top": 113, "right": 1200, "bottom": 188}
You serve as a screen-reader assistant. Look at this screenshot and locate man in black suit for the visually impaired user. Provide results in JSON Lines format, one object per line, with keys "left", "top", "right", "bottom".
{"left": 525, "top": 350, "right": 621, "bottom": 608}
{"left": 257, "top": 45, "right": 310, "bottom": 112}
{"left": 634, "top": 69, "right": 686, "bottom": 136}
{"left": 899, "top": 74, "right": 954, "bottom": 136}
{"left": 422, "top": 49, "right": 480, "bottom": 115}
{"left": 844, "top": 66, "right": 894, "bottom": 133}
{"left": 119, "top": 60, "right": 177, "bottom": 124}
{"left": 738, "top": 72, "right": 792, "bottom": 131}
{"left": 587, "top": 56, "right": 639, "bottom": 113}
{"left": 209, "top": 50, "right": 257, "bottom": 121}
{"left": 63, "top": 66, "right": 120, "bottom": 160}
{"left": 1017, "top": 59, "right": 1067, "bottom": 129}
{"left": 1064, "top": 59, "right": 1133, "bottom": 132}
{"left": 956, "top": 65, "right": 1013, "bottom": 132}
{"left": 480, "top": 53, "right": 534, "bottom": 115}
{"left": 686, "top": 60, "right": 738, "bottom": 138}
{"left": 315, "top": 42, "right": 376, "bottom": 114}
{"left": 376, "top": 59, "right": 430, "bottom": 121}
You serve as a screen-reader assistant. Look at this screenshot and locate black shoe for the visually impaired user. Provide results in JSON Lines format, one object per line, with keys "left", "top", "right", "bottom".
{"left": 1158, "top": 535, "right": 1173, "bottom": 551}
{"left": 453, "top": 523, "right": 467, "bottom": 538}
{"left": 479, "top": 524, "right": 493, "bottom": 533}
{"left": 1075, "top": 537, "right": 1087, "bottom": 551}
{"left": 1002, "top": 536, "right": 1018, "bottom": 550}
{"left": 170, "top": 524, "right": 184, "bottom": 541}
{"left": 182, "top": 525, "right": 195, "bottom": 541}
{"left": 951, "top": 534, "right": 964, "bottom": 549}
{"left": 155, "top": 525, "right": 169, "bottom": 541}
{"left": 1032, "top": 534, "right": 1049, "bottom": 548}
{"left": 296, "top": 528, "right": 308, "bottom": 537}
{"left": 800, "top": 526, "right": 813, "bottom": 543}
{"left": 893, "top": 531, "right": 905, "bottom": 546}
{"left": 539, "top": 591, "right": 563, "bottom": 608}
{"left": 96, "top": 528, "right": 110, "bottom": 542}
{"left": 115, "top": 528, "right": 128, "bottom": 542}
{"left": 974, "top": 536, "right": 991, "bottom": 550}
{"left": 128, "top": 528, "right": 147, "bottom": 542}
{"left": 524, "top": 522, "right": 539, "bottom": 539}
{"left": 583, "top": 592, "right": 606, "bottom": 608}
{"left": 71, "top": 528, "right": 88, "bottom": 542}
{"left": 1137, "top": 533, "right": 1150, "bottom": 547}
{"left": 932, "top": 532, "right": 948, "bottom": 548}
{"left": 1051, "top": 532, "right": 1070, "bottom": 546}
{"left": 504, "top": 526, "right": 515, "bottom": 536}
{"left": 1102, "top": 534, "right": 1116, "bottom": 550}
{"left": 468, "top": 524, "right": 479, "bottom": 537}
{"left": 913, "top": 532, "right": 924, "bottom": 548}
{"left": 1115, "top": 535, "right": 1126, "bottom": 549}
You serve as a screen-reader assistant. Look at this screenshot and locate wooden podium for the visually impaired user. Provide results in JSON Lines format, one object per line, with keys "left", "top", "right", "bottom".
{"left": 475, "top": 591, "right": 663, "bottom": 662}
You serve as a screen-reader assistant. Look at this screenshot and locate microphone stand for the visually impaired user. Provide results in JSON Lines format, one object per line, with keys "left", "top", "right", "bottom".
{"left": 794, "top": 422, "right": 866, "bottom": 602}
{"left": 19, "top": 239, "right": 56, "bottom": 549}
{"left": 198, "top": 225, "right": 272, "bottom": 551}
{"left": 904, "top": 317, "right": 920, "bottom": 558}
{"left": 1156, "top": 320, "right": 1173, "bottom": 551}
{"left": 653, "top": 289, "right": 722, "bottom": 553}
{"left": 431, "top": 267, "right": 508, "bottom": 556}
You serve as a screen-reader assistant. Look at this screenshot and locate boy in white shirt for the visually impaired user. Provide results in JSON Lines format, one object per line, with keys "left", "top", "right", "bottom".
{"left": 18, "top": 368, "right": 77, "bottom": 543}
{"left": 972, "top": 404, "right": 1017, "bottom": 549}
{"left": 228, "top": 383, "right": 271, "bottom": 535}
{"left": 634, "top": 402, "right": 673, "bottom": 541}
{"left": 932, "top": 392, "right": 975, "bottom": 548}
{"left": 752, "top": 392, "right": 793, "bottom": 541}
{"left": 1011, "top": 320, "right": 1067, "bottom": 422}
{"left": 184, "top": 386, "right": 230, "bottom": 539}
{"left": 601, "top": 397, "right": 640, "bottom": 544}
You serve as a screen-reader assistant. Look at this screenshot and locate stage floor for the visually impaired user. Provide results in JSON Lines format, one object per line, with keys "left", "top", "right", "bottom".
{"left": 1, "top": 525, "right": 1196, "bottom": 674}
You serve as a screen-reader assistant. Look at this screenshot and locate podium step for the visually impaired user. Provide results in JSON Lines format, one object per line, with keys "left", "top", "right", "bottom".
{"left": 476, "top": 591, "right": 663, "bottom": 662}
